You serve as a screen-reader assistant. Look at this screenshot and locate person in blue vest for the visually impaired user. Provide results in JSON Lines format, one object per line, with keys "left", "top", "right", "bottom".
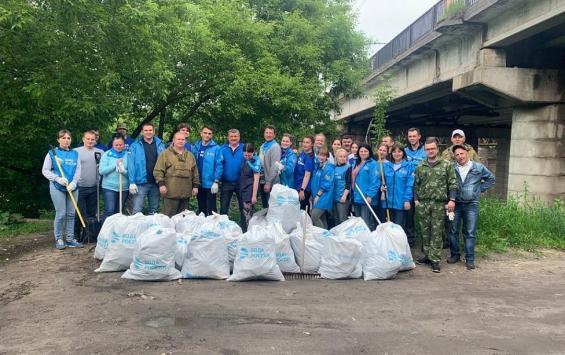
{"left": 351, "top": 143, "right": 381, "bottom": 230}
{"left": 41, "top": 129, "right": 83, "bottom": 250}
{"left": 404, "top": 127, "right": 426, "bottom": 246}
{"left": 381, "top": 144, "right": 415, "bottom": 239}
{"left": 218, "top": 129, "right": 244, "bottom": 224}
{"left": 192, "top": 125, "right": 222, "bottom": 216}
{"left": 277, "top": 133, "right": 297, "bottom": 188}
{"left": 107, "top": 123, "right": 135, "bottom": 151}
{"left": 348, "top": 142, "right": 359, "bottom": 167}
{"left": 127, "top": 122, "right": 165, "bottom": 214}
{"left": 295, "top": 135, "right": 316, "bottom": 212}
{"left": 310, "top": 147, "right": 335, "bottom": 229}
{"left": 99, "top": 134, "right": 129, "bottom": 223}
{"left": 239, "top": 143, "right": 261, "bottom": 232}
{"left": 333, "top": 148, "right": 352, "bottom": 225}
{"left": 166, "top": 122, "right": 193, "bottom": 152}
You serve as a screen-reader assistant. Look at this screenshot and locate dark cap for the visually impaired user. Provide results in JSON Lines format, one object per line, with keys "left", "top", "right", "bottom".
{"left": 452, "top": 144, "right": 468, "bottom": 153}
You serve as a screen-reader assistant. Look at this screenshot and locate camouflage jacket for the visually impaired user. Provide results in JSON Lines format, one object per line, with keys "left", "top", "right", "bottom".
{"left": 414, "top": 159, "right": 457, "bottom": 202}
{"left": 441, "top": 143, "right": 480, "bottom": 162}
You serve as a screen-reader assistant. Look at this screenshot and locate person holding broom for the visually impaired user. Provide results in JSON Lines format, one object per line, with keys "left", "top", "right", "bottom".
{"left": 42, "top": 129, "right": 83, "bottom": 250}
{"left": 380, "top": 143, "right": 415, "bottom": 243}
{"left": 99, "top": 134, "right": 129, "bottom": 223}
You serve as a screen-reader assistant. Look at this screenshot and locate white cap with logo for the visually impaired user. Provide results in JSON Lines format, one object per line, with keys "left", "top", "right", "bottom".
{"left": 451, "top": 129, "right": 465, "bottom": 138}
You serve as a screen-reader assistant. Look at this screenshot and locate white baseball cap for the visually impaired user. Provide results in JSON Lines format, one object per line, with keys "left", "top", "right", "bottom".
{"left": 451, "top": 129, "right": 465, "bottom": 138}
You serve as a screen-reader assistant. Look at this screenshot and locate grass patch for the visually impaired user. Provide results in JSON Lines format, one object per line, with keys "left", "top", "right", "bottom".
{"left": 0, "top": 219, "right": 52, "bottom": 239}
{"left": 442, "top": 0, "right": 466, "bottom": 20}
{"left": 476, "top": 193, "right": 565, "bottom": 255}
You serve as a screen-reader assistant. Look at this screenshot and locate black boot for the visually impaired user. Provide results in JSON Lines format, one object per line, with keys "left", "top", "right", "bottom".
{"left": 431, "top": 262, "right": 441, "bottom": 273}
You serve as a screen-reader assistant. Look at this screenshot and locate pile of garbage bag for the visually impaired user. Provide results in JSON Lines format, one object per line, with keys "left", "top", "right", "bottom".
{"left": 93, "top": 184, "right": 414, "bottom": 281}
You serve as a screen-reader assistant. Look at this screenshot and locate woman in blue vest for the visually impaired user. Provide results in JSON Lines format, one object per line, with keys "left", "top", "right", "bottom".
{"left": 41, "top": 129, "right": 83, "bottom": 250}
{"left": 333, "top": 148, "right": 352, "bottom": 225}
{"left": 278, "top": 133, "right": 297, "bottom": 188}
{"left": 99, "top": 134, "right": 129, "bottom": 224}
{"left": 351, "top": 143, "right": 381, "bottom": 230}
{"left": 348, "top": 142, "right": 359, "bottom": 167}
{"left": 381, "top": 143, "right": 415, "bottom": 231}
{"left": 310, "top": 147, "right": 335, "bottom": 229}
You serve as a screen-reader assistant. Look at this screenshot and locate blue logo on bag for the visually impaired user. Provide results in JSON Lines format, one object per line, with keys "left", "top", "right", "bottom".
{"left": 387, "top": 250, "right": 399, "bottom": 262}
{"left": 239, "top": 247, "right": 249, "bottom": 260}
{"left": 275, "top": 195, "right": 299, "bottom": 206}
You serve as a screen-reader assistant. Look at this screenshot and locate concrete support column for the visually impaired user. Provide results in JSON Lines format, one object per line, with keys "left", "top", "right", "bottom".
{"left": 508, "top": 105, "right": 565, "bottom": 202}
{"left": 494, "top": 138, "right": 510, "bottom": 198}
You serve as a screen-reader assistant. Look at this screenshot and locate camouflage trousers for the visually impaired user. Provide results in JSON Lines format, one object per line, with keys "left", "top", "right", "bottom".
{"left": 416, "top": 200, "right": 446, "bottom": 263}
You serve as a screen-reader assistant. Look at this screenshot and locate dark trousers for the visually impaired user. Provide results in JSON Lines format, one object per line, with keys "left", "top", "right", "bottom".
{"left": 101, "top": 188, "right": 129, "bottom": 224}
{"left": 404, "top": 201, "right": 416, "bottom": 247}
{"left": 353, "top": 203, "right": 376, "bottom": 231}
{"left": 299, "top": 190, "right": 312, "bottom": 212}
{"left": 220, "top": 181, "right": 244, "bottom": 225}
{"left": 390, "top": 209, "right": 408, "bottom": 241}
{"left": 75, "top": 186, "right": 98, "bottom": 237}
{"left": 260, "top": 183, "right": 270, "bottom": 209}
{"left": 163, "top": 198, "right": 188, "bottom": 217}
{"left": 334, "top": 201, "right": 351, "bottom": 225}
{"left": 197, "top": 188, "right": 216, "bottom": 216}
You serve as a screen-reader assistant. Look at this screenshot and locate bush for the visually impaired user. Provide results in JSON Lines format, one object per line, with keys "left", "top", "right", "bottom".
{"left": 0, "top": 211, "right": 24, "bottom": 229}
{"left": 477, "top": 191, "right": 565, "bottom": 254}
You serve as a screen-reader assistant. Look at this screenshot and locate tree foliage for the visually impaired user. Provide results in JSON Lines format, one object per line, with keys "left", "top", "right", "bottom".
{"left": 0, "top": 0, "right": 368, "bottom": 216}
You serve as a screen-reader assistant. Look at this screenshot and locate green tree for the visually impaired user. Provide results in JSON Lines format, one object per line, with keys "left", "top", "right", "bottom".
{"left": 0, "top": 0, "right": 368, "bottom": 216}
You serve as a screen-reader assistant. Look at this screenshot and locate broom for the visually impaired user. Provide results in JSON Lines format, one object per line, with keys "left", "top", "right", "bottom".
{"left": 283, "top": 205, "right": 321, "bottom": 280}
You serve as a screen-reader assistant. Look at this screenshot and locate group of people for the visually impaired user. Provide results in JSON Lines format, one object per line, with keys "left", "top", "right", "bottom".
{"left": 42, "top": 122, "right": 495, "bottom": 273}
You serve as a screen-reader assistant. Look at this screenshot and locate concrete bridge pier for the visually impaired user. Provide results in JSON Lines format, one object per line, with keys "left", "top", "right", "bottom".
{"left": 508, "top": 105, "right": 565, "bottom": 202}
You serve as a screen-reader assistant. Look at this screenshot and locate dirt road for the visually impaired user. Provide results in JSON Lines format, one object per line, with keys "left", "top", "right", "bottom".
{"left": 1, "top": 233, "right": 564, "bottom": 354}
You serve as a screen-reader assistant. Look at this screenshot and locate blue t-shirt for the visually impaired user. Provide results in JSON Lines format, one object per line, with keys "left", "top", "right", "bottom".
{"left": 294, "top": 151, "right": 315, "bottom": 192}
{"left": 197, "top": 144, "right": 209, "bottom": 173}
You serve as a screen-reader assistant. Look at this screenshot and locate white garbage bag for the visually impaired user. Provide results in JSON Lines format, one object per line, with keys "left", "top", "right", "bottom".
{"left": 228, "top": 225, "right": 285, "bottom": 281}
{"left": 171, "top": 210, "right": 196, "bottom": 225}
{"left": 330, "top": 217, "right": 371, "bottom": 244}
{"left": 206, "top": 213, "right": 244, "bottom": 270}
{"left": 122, "top": 226, "right": 181, "bottom": 281}
{"left": 174, "top": 233, "right": 189, "bottom": 270}
{"left": 142, "top": 213, "right": 174, "bottom": 229}
{"left": 248, "top": 209, "right": 268, "bottom": 229}
{"left": 266, "top": 184, "right": 301, "bottom": 233}
{"left": 362, "top": 230, "right": 402, "bottom": 280}
{"left": 319, "top": 235, "right": 363, "bottom": 279}
{"left": 289, "top": 223, "right": 332, "bottom": 273}
{"left": 176, "top": 212, "right": 206, "bottom": 234}
{"left": 272, "top": 222, "right": 300, "bottom": 273}
{"left": 94, "top": 213, "right": 128, "bottom": 260}
{"left": 95, "top": 213, "right": 147, "bottom": 272}
{"left": 181, "top": 222, "right": 229, "bottom": 279}
{"left": 375, "top": 222, "right": 415, "bottom": 271}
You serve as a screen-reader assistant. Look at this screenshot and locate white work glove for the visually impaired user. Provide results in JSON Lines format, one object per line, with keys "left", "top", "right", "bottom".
{"left": 129, "top": 184, "right": 138, "bottom": 195}
{"left": 274, "top": 161, "right": 284, "bottom": 173}
{"left": 446, "top": 211, "right": 455, "bottom": 221}
{"left": 210, "top": 182, "right": 219, "bottom": 194}
{"left": 66, "top": 181, "right": 77, "bottom": 192}
{"left": 116, "top": 161, "right": 125, "bottom": 174}
{"left": 55, "top": 177, "right": 68, "bottom": 186}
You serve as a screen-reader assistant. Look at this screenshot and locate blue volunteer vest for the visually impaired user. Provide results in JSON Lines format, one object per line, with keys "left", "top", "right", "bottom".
{"left": 49, "top": 148, "right": 78, "bottom": 192}
{"left": 333, "top": 164, "right": 350, "bottom": 202}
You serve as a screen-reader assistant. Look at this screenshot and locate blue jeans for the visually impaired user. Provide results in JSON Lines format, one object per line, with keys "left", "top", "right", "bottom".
{"left": 102, "top": 188, "right": 129, "bottom": 223}
{"left": 449, "top": 202, "right": 479, "bottom": 262}
{"left": 49, "top": 183, "right": 78, "bottom": 242}
{"left": 131, "top": 183, "right": 159, "bottom": 214}
{"left": 353, "top": 204, "right": 376, "bottom": 231}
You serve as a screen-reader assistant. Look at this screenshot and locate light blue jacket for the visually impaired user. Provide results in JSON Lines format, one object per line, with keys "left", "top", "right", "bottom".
{"left": 381, "top": 160, "right": 414, "bottom": 210}
{"left": 127, "top": 136, "right": 165, "bottom": 185}
{"left": 99, "top": 150, "right": 129, "bottom": 191}
{"left": 405, "top": 144, "right": 426, "bottom": 168}
{"left": 453, "top": 161, "right": 495, "bottom": 203}
{"left": 280, "top": 148, "right": 297, "bottom": 189}
{"left": 352, "top": 159, "right": 381, "bottom": 206}
{"left": 311, "top": 162, "right": 335, "bottom": 211}
{"left": 192, "top": 139, "right": 222, "bottom": 189}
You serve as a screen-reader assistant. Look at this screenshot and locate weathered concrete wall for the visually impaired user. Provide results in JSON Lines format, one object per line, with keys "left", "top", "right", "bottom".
{"left": 508, "top": 104, "right": 565, "bottom": 202}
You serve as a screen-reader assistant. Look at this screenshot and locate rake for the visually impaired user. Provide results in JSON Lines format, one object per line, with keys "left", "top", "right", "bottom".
{"left": 283, "top": 205, "right": 321, "bottom": 280}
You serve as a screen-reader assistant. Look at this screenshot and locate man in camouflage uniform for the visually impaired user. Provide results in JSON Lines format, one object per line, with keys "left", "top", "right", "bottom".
{"left": 414, "top": 137, "right": 458, "bottom": 273}
{"left": 441, "top": 129, "right": 480, "bottom": 162}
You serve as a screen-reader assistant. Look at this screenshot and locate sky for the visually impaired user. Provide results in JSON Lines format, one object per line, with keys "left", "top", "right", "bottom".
{"left": 353, "top": 0, "right": 440, "bottom": 56}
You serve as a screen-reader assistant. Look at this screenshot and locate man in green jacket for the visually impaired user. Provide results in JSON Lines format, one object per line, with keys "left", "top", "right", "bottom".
{"left": 153, "top": 132, "right": 200, "bottom": 217}
{"left": 441, "top": 129, "right": 480, "bottom": 162}
{"left": 414, "top": 137, "right": 458, "bottom": 273}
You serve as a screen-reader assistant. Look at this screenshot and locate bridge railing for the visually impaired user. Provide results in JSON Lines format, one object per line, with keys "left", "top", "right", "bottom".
{"left": 370, "top": 0, "right": 478, "bottom": 71}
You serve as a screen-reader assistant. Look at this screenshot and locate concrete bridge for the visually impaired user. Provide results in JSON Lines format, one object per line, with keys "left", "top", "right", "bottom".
{"left": 339, "top": 0, "right": 564, "bottom": 202}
